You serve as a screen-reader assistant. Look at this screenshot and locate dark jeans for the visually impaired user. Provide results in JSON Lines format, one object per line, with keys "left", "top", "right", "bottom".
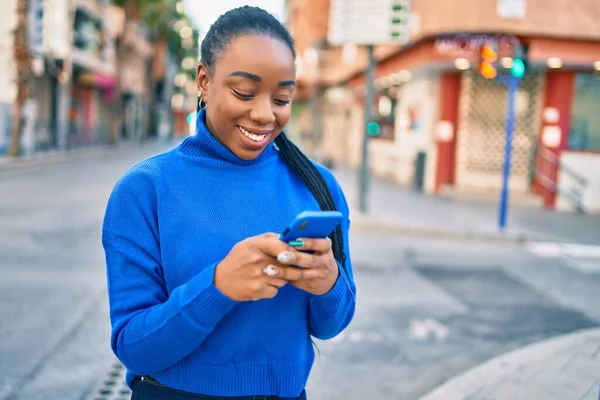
{"left": 131, "top": 376, "right": 308, "bottom": 400}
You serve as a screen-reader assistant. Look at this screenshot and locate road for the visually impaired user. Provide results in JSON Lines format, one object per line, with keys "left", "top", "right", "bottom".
{"left": 1, "top": 143, "right": 598, "bottom": 400}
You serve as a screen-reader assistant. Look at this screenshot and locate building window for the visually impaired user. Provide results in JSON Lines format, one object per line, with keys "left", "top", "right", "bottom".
{"left": 569, "top": 73, "right": 600, "bottom": 151}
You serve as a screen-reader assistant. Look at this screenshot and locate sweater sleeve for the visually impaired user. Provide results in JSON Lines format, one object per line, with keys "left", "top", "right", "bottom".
{"left": 102, "top": 165, "right": 237, "bottom": 375}
{"left": 307, "top": 167, "right": 357, "bottom": 340}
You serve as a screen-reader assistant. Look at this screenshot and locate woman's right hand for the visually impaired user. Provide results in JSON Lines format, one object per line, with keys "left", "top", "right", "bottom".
{"left": 214, "top": 233, "right": 321, "bottom": 301}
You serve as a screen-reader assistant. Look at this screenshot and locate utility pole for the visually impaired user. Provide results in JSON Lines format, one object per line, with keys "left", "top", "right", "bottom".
{"left": 328, "top": 0, "right": 412, "bottom": 214}
{"left": 358, "top": 45, "right": 376, "bottom": 213}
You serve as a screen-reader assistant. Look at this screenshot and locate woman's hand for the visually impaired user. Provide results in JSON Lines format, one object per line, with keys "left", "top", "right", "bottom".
{"left": 214, "top": 233, "right": 329, "bottom": 301}
{"left": 276, "top": 237, "right": 339, "bottom": 296}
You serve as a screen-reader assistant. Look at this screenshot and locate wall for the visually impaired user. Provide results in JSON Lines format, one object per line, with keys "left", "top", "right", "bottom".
{"left": 382, "top": 73, "right": 440, "bottom": 192}
{"left": 556, "top": 152, "right": 600, "bottom": 214}
{"left": 0, "top": 0, "right": 17, "bottom": 104}
{"left": 309, "top": 0, "right": 600, "bottom": 87}
{"left": 321, "top": 74, "right": 441, "bottom": 192}
{"left": 411, "top": 0, "right": 600, "bottom": 42}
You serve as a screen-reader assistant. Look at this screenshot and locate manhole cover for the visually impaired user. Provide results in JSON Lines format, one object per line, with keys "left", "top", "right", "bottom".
{"left": 88, "top": 358, "right": 131, "bottom": 400}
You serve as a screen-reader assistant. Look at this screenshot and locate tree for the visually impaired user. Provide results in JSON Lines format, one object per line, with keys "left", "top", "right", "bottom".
{"left": 8, "top": 0, "right": 31, "bottom": 157}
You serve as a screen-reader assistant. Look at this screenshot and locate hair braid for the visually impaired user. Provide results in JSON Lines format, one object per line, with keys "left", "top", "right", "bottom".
{"left": 275, "top": 134, "right": 347, "bottom": 273}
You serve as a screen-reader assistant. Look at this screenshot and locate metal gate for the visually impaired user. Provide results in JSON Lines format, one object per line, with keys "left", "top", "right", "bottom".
{"left": 455, "top": 71, "right": 543, "bottom": 193}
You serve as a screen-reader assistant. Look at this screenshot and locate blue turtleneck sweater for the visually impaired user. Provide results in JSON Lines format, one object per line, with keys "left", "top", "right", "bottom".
{"left": 101, "top": 111, "right": 356, "bottom": 397}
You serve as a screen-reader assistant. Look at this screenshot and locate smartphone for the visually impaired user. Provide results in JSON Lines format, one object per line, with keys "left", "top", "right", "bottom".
{"left": 279, "top": 211, "right": 343, "bottom": 243}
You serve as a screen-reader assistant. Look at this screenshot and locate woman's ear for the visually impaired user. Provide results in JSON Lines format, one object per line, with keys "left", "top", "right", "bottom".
{"left": 196, "top": 63, "right": 210, "bottom": 100}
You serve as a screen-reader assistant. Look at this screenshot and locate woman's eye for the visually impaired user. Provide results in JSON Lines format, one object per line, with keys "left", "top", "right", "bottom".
{"left": 232, "top": 90, "right": 254, "bottom": 100}
{"left": 275, "top": 99, "right": 291, "bottom": 106}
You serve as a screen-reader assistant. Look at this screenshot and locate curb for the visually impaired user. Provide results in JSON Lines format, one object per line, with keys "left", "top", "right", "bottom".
{"left": 350, "top": 215, "right": 532, "bottom": 244}
{"left": 0, "top": 139, "right": 175, "bottom": 174}
{"left": 420, "top": 327, "right": 600, "bottom": 400}
{"left": 0, "top": 145, "right": 116, "bottom": 174}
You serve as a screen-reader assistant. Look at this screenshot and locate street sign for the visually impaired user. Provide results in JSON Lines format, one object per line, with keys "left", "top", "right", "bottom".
{"left": 328, "top": 0, "right": 412, "bottom": 45}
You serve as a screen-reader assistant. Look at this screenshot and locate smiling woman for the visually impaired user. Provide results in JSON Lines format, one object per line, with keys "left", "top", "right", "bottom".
{"left": 102, "top": 6, "right": 356, "bottom": 400}
{"left": 197, "top": 31, "right": 297, "bottom": 159}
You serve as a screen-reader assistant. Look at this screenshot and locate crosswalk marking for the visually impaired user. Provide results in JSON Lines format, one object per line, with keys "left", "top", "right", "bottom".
{"left": 525, "top": 242, "right": 600, "bottom": 259}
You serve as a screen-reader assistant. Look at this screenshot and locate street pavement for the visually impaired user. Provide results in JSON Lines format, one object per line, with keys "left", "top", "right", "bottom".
{"left": 421, "top": 327, "right": 600, "bottom": 399}
{"left": 0, "top": 143, "right": 599, "bottom": 400}
{"left": 332, "top": 165, "right": 600, "bottom": 245}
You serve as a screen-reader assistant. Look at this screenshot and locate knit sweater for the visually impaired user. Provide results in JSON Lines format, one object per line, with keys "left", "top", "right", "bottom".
{"left": 102, "top": 110, "right": 356, "bottom": 397}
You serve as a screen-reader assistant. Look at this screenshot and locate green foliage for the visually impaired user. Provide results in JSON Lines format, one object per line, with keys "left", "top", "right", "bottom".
{"left": 112, "top": 0, "right": 200, "bottom": 67}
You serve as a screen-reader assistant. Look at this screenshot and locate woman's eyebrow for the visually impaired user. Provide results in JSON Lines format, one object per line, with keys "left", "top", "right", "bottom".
{"left": 228, "top": 71, "right": 295, "bottom": 87}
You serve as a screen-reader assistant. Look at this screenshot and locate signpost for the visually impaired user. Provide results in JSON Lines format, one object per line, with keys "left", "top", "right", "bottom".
{"left": 497, "top": 75, "right": 519, "bottom": 231}
{"left": 328, "top": 0, "right": 412, "bottom": 213}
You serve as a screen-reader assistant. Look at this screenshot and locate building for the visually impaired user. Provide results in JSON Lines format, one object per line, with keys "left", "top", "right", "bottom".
{"left": 106, "top": 4, "right": 153, "bottom": 141}
{"left": 0, "top": 0, "right": 18, "bottom": 155}
{"left": 0, "top": 0, "right": 118, "bottom": 155}
{"left": 68, "top": 0, "right": 117, "bottom": 148}
{"left": 286, "top": 0, "right": 600, "bottom": 214}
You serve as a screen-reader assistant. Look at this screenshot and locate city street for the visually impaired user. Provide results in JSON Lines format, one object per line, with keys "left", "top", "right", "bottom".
{"left": 1, "top": 143, "right": 599, "bottom": 400}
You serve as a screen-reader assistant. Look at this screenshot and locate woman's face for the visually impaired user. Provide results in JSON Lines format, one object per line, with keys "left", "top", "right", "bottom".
{"left": 197, "top": 35, "right": 296, "bottom": 160}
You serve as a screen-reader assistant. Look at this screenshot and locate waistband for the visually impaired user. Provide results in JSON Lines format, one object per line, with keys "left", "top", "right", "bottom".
{"left": 133, "top": 376, "right": 307, "bottom": 400}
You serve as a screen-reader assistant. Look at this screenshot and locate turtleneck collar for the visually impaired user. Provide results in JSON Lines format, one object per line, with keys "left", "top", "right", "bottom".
{"left": 178, "top": 109, "right": 278, "bottom": 167}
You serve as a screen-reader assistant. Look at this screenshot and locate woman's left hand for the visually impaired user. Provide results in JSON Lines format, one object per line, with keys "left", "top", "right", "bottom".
{"left": 275, "top": 238, "right": 339, "bottom": 296}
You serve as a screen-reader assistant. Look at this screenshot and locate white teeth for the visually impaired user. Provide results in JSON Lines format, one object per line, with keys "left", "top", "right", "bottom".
{"left": 239, "top": 126, "right": 267, "bottom": 142}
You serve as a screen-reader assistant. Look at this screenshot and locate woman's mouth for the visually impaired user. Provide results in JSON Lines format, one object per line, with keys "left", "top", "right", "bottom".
{"left": 238, "top": 126, "right": 270, "bottom": 143}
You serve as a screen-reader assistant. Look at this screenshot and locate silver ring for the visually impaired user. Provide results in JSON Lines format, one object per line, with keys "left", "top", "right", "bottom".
{"left": 263, "top": 265, "right": 278, "bottom": 277}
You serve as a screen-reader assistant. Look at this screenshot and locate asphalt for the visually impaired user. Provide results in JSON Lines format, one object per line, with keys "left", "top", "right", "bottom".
{"left": 2, "top": 141, "right": 599, "bottom": 400}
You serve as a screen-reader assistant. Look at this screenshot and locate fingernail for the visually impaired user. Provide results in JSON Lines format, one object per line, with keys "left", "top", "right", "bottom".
{"left": 277, "top": 251, "right": 293, "bottom": 263}
{"left": 288, "top": 240, "right": 304, "bottom": 248}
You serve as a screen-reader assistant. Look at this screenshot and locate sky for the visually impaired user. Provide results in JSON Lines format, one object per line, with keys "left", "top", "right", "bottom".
{"left": 183, "top": 0, "right": 285, "bottom": 44}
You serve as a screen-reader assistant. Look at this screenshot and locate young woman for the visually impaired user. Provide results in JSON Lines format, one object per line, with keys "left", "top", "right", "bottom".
{"left": 102, "top": 6, "right": 356, "bottom": 400}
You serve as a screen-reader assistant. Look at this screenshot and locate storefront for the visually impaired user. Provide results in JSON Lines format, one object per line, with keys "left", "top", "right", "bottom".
{"left": 323, "top": 34, "right": 600, "bottom": 213}
{"left": 69, "top": 70, "right": 116, "bottom": 147}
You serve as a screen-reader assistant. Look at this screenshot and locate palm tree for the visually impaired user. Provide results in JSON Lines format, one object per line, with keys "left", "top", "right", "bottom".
{"left": 8, "top": 0, "right": 31, "bottom": 157}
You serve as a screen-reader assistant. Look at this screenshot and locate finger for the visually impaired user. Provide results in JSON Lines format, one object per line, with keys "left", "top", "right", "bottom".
{"left": 277, "top": 250, "right": 322, "bottom": 269}
{"left": 255, "top": 285, "right": 278, "bottom": 300}
{"left": 290, "top": 237, "right": 332, "bottom": 254}
{"left": 252, "top": 234, "right": 290, "bottom": 258}
{"left": 277, "top": 266, "right": 325, "bottom": 281}
{"left": 266, "top": 277, "right": 288, "bottom": 288}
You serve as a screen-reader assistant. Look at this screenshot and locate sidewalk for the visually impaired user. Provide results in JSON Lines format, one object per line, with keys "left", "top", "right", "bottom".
{"left": 332, "top": 165, "right": 600, "bottom": 245}
{"left": 420, "top": 327, "right": 600, "bottom": 400}
{"left": 0, "top": 138, "right": 177, "bottom": 174}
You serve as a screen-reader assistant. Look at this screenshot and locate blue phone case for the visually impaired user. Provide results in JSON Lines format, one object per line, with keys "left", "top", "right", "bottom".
{"left": 279, "top": 211, "right": 343, "bottom": 242}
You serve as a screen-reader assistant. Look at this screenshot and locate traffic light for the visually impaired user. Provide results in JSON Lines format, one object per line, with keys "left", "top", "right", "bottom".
{"left": 510, "top": 44, "right": 528, "bottom": 79}
{"left": 479, "top": 43, "right": 498, "bottom": 79}
{"left": 366, "top": 121, "right": 381, "bottom": 137}
{"left": 510, "top": 58, "right": 525, "bottom": 78}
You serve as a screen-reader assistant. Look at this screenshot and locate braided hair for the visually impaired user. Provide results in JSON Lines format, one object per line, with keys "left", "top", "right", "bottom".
{"left": 200, "top": 6, "right": 347, "bottom": 272}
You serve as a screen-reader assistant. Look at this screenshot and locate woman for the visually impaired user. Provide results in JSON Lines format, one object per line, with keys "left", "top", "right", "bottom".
{"left": 102, "top": 6, "right": 356, "bottom": 400}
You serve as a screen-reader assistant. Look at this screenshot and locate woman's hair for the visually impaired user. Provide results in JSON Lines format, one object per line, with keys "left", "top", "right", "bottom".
{"left": 200, "top": 6, "right": 347, "bottom": 273}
